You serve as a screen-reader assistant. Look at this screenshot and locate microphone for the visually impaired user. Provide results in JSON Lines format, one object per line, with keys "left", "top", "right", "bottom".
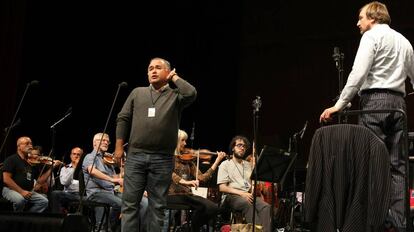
{"left": 28, "top": 80, "right": 40, "bottom": 86}
{"left": 288, "top": 137, "right": 292, "bottom": 153}
{"left": 0, "top": 80, "right": 38, "bottom": 156}
{"left": 4, "top": 118, "right": 21, "bottom": 133}
{"left": 299, "top": 120, "right": 308, "bottom": 139}
{"left": 333, "top": 47, "right": 340, "bottom": 68}
{"left": 119, "top": 82, "right": 128, "bottom": 88}
{"left": 278, "top": 148, "right": 291, "bottom": 156}
{"left": 252, "top": 96, "right": 262, "bottom": 112}
{"left": 190, "top": 122, "right": 195, "bottom": 142}
{"left": 50, "top": 107, "right": 72, "bottom": 129}
{"left": 65, "top": 107, "right": 72, "bottom": 116}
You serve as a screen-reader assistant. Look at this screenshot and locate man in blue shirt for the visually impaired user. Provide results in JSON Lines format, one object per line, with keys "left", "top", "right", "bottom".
{"left": 83, "top": 133, "right": 148, "bottom": 231}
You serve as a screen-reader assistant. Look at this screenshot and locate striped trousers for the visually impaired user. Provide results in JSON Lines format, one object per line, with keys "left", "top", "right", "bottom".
{"left": 359, "top": 91, "right": 407, "bottom": 230}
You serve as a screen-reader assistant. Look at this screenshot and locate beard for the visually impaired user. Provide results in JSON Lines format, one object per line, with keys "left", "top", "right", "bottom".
{"left": 233, "top": 151, "right": 245, "bottom": 159}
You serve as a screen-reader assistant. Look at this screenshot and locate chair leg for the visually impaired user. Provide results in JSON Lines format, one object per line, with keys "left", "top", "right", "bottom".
{"left": 179, "top": 210, "right": 192, "bottom": 232}
{"left": 93, "top": 206, "right": 110, "bottom": 232}
{"left": 103, "top": 206, "right": 110, "bottom": 232}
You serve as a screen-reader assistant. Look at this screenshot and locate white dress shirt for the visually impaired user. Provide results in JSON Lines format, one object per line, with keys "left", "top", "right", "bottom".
{"left": 59, "top": 163, "right": 79, "bottom": 193}
{"left": 335, "top": 24, "right": 414, "bottom": 110}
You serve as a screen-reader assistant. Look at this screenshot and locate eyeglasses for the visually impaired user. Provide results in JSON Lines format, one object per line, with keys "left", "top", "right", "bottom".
{"left": 235, "top": 143, "right": 247, "bottom": 149}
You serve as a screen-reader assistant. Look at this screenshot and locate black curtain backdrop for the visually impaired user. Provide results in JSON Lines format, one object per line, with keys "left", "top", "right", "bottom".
{"left": 1, "top": 0, "right": 413, "bottom": 168}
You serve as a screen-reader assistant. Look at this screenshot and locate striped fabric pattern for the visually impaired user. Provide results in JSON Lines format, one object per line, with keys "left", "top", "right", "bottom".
{"left": 304, "top": 124, "right": 390, "bottom": 232}
{"left": 359, "top": 91, "right": 407, "bottom": 229}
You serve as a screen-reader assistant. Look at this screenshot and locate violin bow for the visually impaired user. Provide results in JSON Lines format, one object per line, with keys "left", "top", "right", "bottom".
{"left": 195, "top": 149, "right": 200, "bottom": 190}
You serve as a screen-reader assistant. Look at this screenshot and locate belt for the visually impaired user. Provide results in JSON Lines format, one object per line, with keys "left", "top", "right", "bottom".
{"left": 360, "top": 88, "right": 403, "bottom": 97}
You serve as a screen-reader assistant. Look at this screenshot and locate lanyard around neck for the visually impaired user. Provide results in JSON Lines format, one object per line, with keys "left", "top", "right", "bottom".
{"left": 149, "top": 87, "right": 164, "bottom": 106}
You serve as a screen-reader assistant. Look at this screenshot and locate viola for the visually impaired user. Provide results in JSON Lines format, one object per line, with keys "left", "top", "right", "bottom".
{"left": 178, "top": 148, "right": 217, "bottom": 163}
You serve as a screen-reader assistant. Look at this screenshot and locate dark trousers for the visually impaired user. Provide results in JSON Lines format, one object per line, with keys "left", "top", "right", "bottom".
{"left": 223, "top": 193, "right": 271, "bottom": 232}
{"left": 50, "top": 190, "right": 80, "bottom": 213}
{"left": 167, "top": 194, "right": 219, "bottom": 231}
{"left": 359, "top": 91, "right": 407, "bottom": 230}
{"left": 121, "top": 153, "right": 173, "bottom": 232}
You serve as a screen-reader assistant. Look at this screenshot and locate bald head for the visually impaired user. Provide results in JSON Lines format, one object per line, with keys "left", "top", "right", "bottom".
{"left": 70, "top": 147, "right": 83, "bottom": 166}
{"left": 16, "top": 136, "right": 33, "bottom": 158}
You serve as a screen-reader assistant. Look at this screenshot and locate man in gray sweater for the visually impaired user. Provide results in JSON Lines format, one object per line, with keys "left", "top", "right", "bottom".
{"left": 115, "top": 57, "right": 197, "bottom": 232}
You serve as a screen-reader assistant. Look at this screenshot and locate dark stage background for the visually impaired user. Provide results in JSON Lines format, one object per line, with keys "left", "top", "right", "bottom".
{"left": 1, "top": 0, "right": 414, "bottom": 169}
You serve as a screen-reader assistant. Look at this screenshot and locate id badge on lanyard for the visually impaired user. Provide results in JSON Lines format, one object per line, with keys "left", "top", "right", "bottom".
{"left": 148, "top": 107, "right": 155, "bottom": 117}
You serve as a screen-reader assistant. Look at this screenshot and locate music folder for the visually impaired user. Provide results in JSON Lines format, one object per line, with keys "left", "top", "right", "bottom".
{"left": 250, "top": 145, "right": 297, "bottom": 185}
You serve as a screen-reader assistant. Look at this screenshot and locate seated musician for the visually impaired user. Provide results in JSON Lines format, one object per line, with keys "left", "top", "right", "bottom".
{"left": 164, "top": 129, "right": 226, "bottom": 232}
{"left": 82, "top": 132, "right": 148, "bottom": 232}
{"left": 217, "top": 135, "right": 271, "bottom": 232}
{"left": 50, "top": 147, "right": 83, "bottom": 213}
{"left": 29, "top": 145, "right": 63, "bottom": 196}
{"left": 1, "top": 136, "right": 48, "bottom": 212}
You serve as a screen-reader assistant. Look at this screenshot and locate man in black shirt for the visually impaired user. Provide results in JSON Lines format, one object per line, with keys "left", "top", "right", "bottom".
{"left": 2, "top": 136, "right": 48, "bottom": 212}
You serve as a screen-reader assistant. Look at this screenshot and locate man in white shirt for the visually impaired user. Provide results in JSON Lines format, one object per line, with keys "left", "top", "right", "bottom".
{"left": 320, "top": 2, "right": 414, "bottom": 231}
{"left": 50, "top": 147, "right": 83, "bottom": 213}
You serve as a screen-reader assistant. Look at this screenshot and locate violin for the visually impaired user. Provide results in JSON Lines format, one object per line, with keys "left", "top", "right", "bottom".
{"left": 104, "top": 152, "right": 126, "bottom": 194}
{"left": 27, "top": 155, "right": 54, "bottom": 166}
{"left": 103, "top": 152, "right": 126, "bottom": 167}
{"left": 177, "top": 148, "right": 217, "bottom": 163}
{"left": 29, "top": 155, "right": 63, "bottom": 194}
{"left": 103, "top": 152, "right": 119, "bottom": 166}
{"left": 34, "top": 182, "right": 49, "bottom": 194}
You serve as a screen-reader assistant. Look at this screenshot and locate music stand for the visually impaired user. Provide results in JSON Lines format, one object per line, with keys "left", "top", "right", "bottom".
{"left": 251, "top": 145, "right": 297, "bottom": 231}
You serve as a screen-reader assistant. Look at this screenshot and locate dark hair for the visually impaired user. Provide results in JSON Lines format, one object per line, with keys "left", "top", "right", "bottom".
{"left": 228, "top": 135, "right": 250, "bottom": 154}
{"left": 32, "top": 145, "right": 43, "bottom": 154}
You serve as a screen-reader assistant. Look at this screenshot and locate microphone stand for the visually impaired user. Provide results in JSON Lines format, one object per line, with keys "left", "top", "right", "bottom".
{"left": 190, "top": 122, "right": 195, "bottom": 149}
{"left": 77, "top": 82, "right": 127, "bottom": 214}
{"left": 286, "top": 121, "right": 307, "bottom": 232}
{"left": 333, "top": 47, "right": 345, "bottom": 123}
{"left": 0, "top": 80, "right": 37, "bottom": 160}
{"left": 251, "top": 96, "right": 261, "bottom": 232}
{"left": 46, "top": 107, "right": 72, "bottom": 197}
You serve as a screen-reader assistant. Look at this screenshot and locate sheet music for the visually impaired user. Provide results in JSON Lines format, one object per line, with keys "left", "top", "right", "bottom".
{"left": 191, "top": 187, "right": 208, "bottom": 198}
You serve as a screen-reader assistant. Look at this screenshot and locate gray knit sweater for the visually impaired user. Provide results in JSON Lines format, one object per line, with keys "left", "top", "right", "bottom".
{"left": 116, "top": 78, "right": 197, "bottom": 155}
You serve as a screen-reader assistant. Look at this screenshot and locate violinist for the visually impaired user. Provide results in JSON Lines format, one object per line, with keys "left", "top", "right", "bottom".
{"left": 217, "top": 135, "right": 271, "bottom": 232}
{"left": 82, "top": 133, "right": 123, "bottom": 231}
{"left": 164, "top": 129, "right": 226, "bottom": 232}
{"left": 30, "top": 146, "right": 63, "bottom": 195}
{"left": 50, "top": 147, "right": 83, "bottom": 213}
{"left": 1, "top": 136, "right": 48, "bottom": 212}
{"left": 82, "top": 133, "right": 148, "bottom": 232}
